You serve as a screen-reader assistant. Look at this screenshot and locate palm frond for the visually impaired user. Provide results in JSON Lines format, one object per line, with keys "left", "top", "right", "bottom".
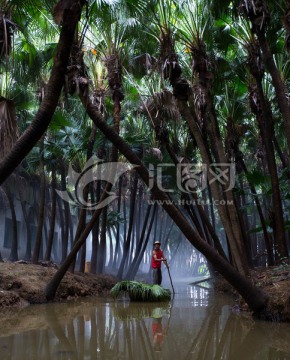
{"left": 110, "top": 280, "right": 171, "bottom": 301}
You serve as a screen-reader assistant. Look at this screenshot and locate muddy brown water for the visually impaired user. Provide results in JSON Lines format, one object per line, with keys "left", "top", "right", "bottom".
{"left": 0, "top": 278, "right": 290, "bottom": 360}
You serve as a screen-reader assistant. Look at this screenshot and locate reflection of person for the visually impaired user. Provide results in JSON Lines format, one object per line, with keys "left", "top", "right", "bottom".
{"left": 151, "top": 241, "right": 167, "bottom": 285}
{"left": 152, "top": 318, "right": 164, "bottom": 352}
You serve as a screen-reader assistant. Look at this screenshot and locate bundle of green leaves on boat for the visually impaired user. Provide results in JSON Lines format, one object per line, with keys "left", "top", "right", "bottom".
{"left": 110, "top": 281, "right": 171, "bottom": 302}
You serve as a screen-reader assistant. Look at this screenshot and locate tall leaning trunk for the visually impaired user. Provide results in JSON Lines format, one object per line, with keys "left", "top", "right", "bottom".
{"left": 0, "top": 0, "right": 85, "bottom": 185}
{"left": 206, "top": 99, "right": 248, "bottom": 268}
{"left": 32, "top": 138, "right": 46, "bottom": 263}
{"left": 80, "top": 94, "right": 270, "bottom": 316}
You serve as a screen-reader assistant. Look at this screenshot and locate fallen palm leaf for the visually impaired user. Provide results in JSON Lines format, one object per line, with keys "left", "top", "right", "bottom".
{"left": 110, "top": 281, "right": 171, "bottom": 302}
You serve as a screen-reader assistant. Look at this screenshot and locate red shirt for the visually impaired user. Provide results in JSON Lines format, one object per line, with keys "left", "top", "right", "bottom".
{"left": 152, "top": 249, "right": 164, "bottom": 269}
{"left": 152, "top": 322, "right": 163, "bottom": 343}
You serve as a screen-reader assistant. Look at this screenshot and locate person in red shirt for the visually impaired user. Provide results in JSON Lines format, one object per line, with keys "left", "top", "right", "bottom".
{"left": 151, "top": 241, "right": 167, "bottom": 285}
{"left": 152, "top": 317, "right": 164, "bottom": 351}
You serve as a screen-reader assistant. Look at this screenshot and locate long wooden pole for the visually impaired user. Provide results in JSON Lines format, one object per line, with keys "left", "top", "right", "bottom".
{"left": 165, "top": 262, "right": 175, "bottom": 294}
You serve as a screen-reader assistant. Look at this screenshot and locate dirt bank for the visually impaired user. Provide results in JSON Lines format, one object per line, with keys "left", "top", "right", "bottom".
{"left": 215, "top": 263, "right": 290, "bottom": 321}
{"left": 252, "top": 264, "right": 290, "bottom": 321}
{"left": 0, "top": 261, "right": 116, "bottom": 308}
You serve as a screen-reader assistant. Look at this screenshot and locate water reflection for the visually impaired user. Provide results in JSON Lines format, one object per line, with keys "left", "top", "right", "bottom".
{"left": 186, "top": 284, "right": 209, "bottom": 306}
{"left": 0, "top": 284, "right": 290, "bottom": 360}
{"left": 151, "top": 313, "right": 170, "bottom": 352}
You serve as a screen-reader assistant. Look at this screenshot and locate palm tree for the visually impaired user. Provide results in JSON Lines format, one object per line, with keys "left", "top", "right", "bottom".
{"left": 232, "top": 20, "right": 288, "bottom": 261}
{"left": 240, "top": 0, "right": 290, "bottom": 157}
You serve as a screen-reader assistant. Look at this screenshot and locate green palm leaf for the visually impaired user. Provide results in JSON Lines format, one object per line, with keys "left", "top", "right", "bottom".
{"left": 110, "top": 280, "right": 171, "bottom": 301}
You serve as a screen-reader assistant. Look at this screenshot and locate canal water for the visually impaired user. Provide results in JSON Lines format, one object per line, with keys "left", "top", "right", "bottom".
{"left": 0, "top": 278, "right": 290, "bottom": 360}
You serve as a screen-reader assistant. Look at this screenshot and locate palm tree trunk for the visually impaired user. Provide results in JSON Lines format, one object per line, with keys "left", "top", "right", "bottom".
{"left": 78, "top": 237, "right": 86, "bottom": 273}
{"left": 128, "top": 203, "right": 157, "bottom": 279}
{"left": 69, "top": 126, "right": 97, "bottom": 272}
{"left": 72, "top": 217, "right": 84, "bottom": 271}
{"left": 206, "top": 98, "right": 249, "bottom": 270}
{"left": 125, "top": 202, "right": 152, "bottom": 279}
{"left": 19, "top": 185, "right": 32, "bottom": 261}
{"left": 208, "top": 185, "right": 216, "bottom": 231}
{"left": 32, "top": 138, "right": 46, "bottom": 263}
{"left": 117, "top": 171, "right": 138, "bottom": 279}
{"left": 255, "top": 30, "right": 290, "bottom": 156}
{"left": 123, "top": 193, "right": 127, "bottom": 252}
{"left": 0, "top": 0, "right": 85, "bottom": 184}
{"left": 253, "top": 82, "right": 288, "bottom": 260}
{"left": 97, "top": 205, "right": 107, "bottom": 273}
{"left": 60, "top": 162, "right": 70, "bottom": 263}
{"left": 112, "top": 176, "right": 122, "bottom": 270}
{"left": 45, "top": 182, "right": 112, "bottom": 300}
{"left": 235, "top": 178, "right": 253, "bottom": 267}
{"left": 79, "top": 125, "right": 97, "bottom": 273}
{"left": 273, "top": 136, "right": 288, "bottom": 169}
{"left": 163, "top": 220, "right": 174, "bottom": 251}
{"left": 179, "top": 100, "right": 248, "bottom": 274}
{"left": 44, "top": 168, "right": 57, "bottom": 261}
{"left": 165, "top": 141, "right": 227, "bottom": 260}
{"left": 107, "top": 227, "right": 114, "bottom": 269}
{"left": 56, "top": 193, "right": 65, "bottom": 261}
{"left": 90, "top": 179, "right": 100, "bottom": 274}
{"left": 127, "top": 212, "right": 137, "bottom": 272}
{"left": 238, "top": 157, "right": 274, "bottom": 265}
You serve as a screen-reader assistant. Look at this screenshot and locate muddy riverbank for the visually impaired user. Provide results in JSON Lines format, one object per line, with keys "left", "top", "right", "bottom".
{"left": 0, "top": 262, "right": 116, "bottom": 308}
